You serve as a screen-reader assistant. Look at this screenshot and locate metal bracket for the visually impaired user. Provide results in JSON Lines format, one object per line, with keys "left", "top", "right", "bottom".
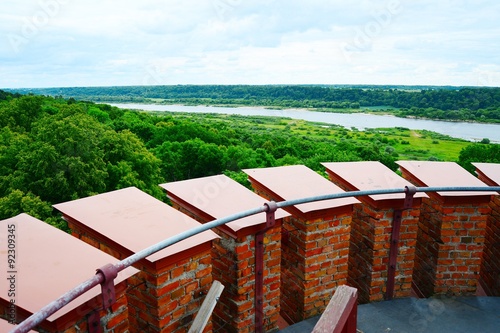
{"left": 404, "top": 186, "right": 417, "bottom": 209}
{"left": 386, "top": 209, "right": 402, "bottom": 300}
{"left": 264, "top": 201, "right": 278, "bottom": 228}
{"left": 88, "top": 263, "right": 118, "bottom": 333}
{"left": 281, "top": 228, "right": 289, "bottom": 246}
{"left": 255, "top": 231, "right": 265, "bottom": 333}
{"left": 254, "top": 201, "right": 278, "bottom": 333}
{"left": 96, "top": 263, "right": 118, "bottom": 310}
{"left": 386, "top": 186, "right": 417, "bottom": 300}
{"left": 88, "top": 311, "right": 101, "bottom": 333}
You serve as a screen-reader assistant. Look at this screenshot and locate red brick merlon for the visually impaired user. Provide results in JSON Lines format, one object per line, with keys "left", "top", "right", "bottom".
{"left": 0, "top": 214, "right": 138, "bottom": 333}
{"left": 53, "top": 187, "right": 219, "bottom": 333}
{"left": 397, "top": 161, "right": 498, "bottom": 297}
{"left": 397, "top": 161, "right": 497, "bottom": 205}
{"left": 161, "top": 175, "right": 290, "bottom": 333}
{"left": 161, "top": 174, "right": 290, "bottom": 239}
{"left": 322, "top": 161, "right": 428, "bottom": 209}
{"left": 244, "top": 165, "right": 359, "bottom": 220}
{"left": 472, "top": 162, "right": 500, "bottom": 296}
{"left": 243, "top": 165, "right": 359, "bottom": 324}
{"left": 473, "top": 162, "right": 500, "bottom": 187}
{"left": 322, "top": 161, "right": 427, "bottom": 302}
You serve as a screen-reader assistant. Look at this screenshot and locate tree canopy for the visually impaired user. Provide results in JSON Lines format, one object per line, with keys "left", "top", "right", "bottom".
{"left": 0, "top": 89, "right": 497, "bottom": 230}
{"left": 0, "top": 93, "right": 162, "bottom": 228}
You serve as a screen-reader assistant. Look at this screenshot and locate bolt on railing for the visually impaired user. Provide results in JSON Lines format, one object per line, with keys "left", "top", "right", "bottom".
{"left": 9, "top": 186, "right": 500, "bottom": 333}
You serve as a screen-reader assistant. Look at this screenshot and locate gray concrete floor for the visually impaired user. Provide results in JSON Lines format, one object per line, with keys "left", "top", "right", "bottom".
{"left": 278, "top": 296, "right": 500, "bottom": 333}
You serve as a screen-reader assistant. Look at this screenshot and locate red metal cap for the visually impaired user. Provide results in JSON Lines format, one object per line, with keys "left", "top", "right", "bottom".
{"left": 0, "top": 214, "right": 137, "bottom": 327}
{"left": 53, "top": 187, "right": 218, "bottom": 265}
{"left": 244, "top": 165, "right": 359, "bottom": 215}
{"left": 161, "top": 175, "right": 290, "bottom": 237}
{"left": 322, "top": 161, "right": 427, "bottom": 208}
{"left": 472, "top": 162, "right": 500, "bottom": 186}
{"left": 397, "top": 161, "right": 498, "bottom": 198}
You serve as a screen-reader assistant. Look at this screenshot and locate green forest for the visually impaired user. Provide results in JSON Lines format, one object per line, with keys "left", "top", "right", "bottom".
{"left": 0, "top": 89, "right": 499, "bottom": 230}
{"left": 9, "top": 85, "right": 500, "bottom": 123}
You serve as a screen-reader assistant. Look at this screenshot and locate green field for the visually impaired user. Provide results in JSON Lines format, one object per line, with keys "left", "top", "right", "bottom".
{"left": 160, "top": 112, "right": 471, "bottom": 163}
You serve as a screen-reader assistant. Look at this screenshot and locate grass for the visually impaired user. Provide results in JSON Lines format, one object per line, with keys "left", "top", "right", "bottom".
{"left": 149, "top": 111, "right": 472, "bottom": 162}
{"left": 180, "top": 113, "right": 471, "bottom": 162}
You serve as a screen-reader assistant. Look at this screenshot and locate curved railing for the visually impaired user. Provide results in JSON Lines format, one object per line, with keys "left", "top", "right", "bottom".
{"left": 9, "top": 186, "right": 500, "bottom": 333}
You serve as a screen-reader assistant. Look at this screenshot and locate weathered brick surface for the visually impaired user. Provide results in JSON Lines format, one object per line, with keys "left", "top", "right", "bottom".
{"left": 209, "top": 225, "right": 281, "bottom": 333}
{"left": 251, "top": 185, "right": 352, "bottom": 324}
{"left": 279, "top": 211, "right": 351, "bottom": 323}
{"left": 413, "top": 197, "right": 490, "bottom": 297}
{"left": 68, "top": 225, "right": 213, "bottom": 333}
{"left": 480, "top": 195, "right": 500, "bottom": 296}
{"left": 171, "top": 196, "right": 282, "bottom": 332}
{"left": 348, "top": 204, "right": 419, "bottom": 304}
{"left": 127, "top": 251, "right": 213, "bottom": 333}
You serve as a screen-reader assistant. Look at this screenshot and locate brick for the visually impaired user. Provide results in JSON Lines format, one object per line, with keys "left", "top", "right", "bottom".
{"left": 195, "top": 267, "right": 211, "bottom": 279}
{"left": 185, "top": 281, "right": 199, "bottom": 294}
{"left": 235, "top": 243, "right": 250, "bottom": 254}
{"left": 170, "top": 266, "right": 185, "bottom": 279}
{"left": 156, "top": 280, "right": 181, "bottom": 297}
{"left": 99, "top": 243, "right": 122, "bottom": 259}
{"left": 106, "top": 309, "right": 128, "bottom": 329}
{"left": 179, "top": 294, "right": 193, "bottom": 306}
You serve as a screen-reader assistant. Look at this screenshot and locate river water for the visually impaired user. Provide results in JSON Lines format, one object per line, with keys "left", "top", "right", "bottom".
{"left": 110, "top": 103, "right": 500, "bottom": 143}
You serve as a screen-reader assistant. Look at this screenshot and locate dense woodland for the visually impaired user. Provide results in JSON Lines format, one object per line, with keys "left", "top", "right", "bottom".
{"left": 10, "top": 85, "right": 500, "bottom": 123}
{"left": 0, "top": 89, "right": 499, "bottom": 230}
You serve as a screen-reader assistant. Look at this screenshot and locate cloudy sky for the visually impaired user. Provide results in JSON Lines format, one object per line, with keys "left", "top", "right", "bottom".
{"left": 1, "top": 0, "right": 500, "bottom": 88}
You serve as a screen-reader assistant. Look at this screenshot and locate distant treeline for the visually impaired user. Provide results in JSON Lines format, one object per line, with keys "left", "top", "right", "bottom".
{"left": 0, "top": 89, "right": 21, "bottom": 100}
{"left": 7, "top": 85, "right": 500, "bottom": 123}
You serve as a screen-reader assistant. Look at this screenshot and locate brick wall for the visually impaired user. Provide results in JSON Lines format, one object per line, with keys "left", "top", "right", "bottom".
{"left": 413, "top": 197, "right": 490, "bottom": 297}
{"left": 42, "top": 163, "right": 499, "bottom": 333}
{"left": 211, "top": 227, "right": 281, "bottom": 333}
{"left": 322, "top": 161, "right": 424, "bottom": 303}
{"left": 252, "top": 182, "right": 351, "bottom": 324}
{"left": 480, "top": 195, "right": 500, "bottom": 296}
{"left": 68, "top": 223, "right": 214, "bottom": 333}
{"left": 348, "top": 204, "right": 419, "bottom": 303}
{"left": 280, "top": 211, "right": 351, "bottom": 323}
{"left": 172, "top": 202, "right": 282, "bottom": 333}
{"left": 127, "top": 251, "right": 213, "bottom": 333}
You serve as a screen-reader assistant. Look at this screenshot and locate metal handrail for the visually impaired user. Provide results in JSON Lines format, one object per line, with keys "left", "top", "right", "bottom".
{"left": 9, "top": 186, "right": 500, "bottom": 333}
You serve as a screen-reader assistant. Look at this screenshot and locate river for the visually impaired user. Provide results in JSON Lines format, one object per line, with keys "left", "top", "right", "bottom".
{"left": 110, "top": 103, "right": 500, "bottom": 143}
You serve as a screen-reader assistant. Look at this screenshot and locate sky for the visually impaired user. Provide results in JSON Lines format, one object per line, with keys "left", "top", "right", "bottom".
{"left": 1, "top": 0, "right": 500, "bottom": 88}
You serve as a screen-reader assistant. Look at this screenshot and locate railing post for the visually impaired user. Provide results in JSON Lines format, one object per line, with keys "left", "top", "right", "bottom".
{"left": 255, "top": 202, "right": 278, "bottom": 333}
{"left": 88, "top": 264, "right": 118, "bottom": 333}
{"left": 386, "top": 186, "right": 416, "bottom": 300}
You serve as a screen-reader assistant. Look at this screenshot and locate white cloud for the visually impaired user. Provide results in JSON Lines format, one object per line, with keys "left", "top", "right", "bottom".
{"left": 1, "top": 0, "right": 499, "bottom": 87}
